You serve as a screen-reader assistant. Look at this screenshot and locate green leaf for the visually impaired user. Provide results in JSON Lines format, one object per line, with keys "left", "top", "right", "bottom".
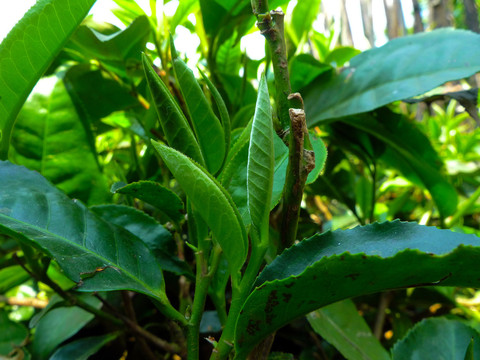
{"left": 0, "top": 161, "right": 168, "bottom": 303}
{"left": 199, "top": 68, "right": 231, "bottom": 160}
{"left": 340, "top": 108, "right": 457, "bottom": 217}
{"left": 171, "top": 0, "right": 199, "bottom": 31}
{"left": 50, "top": 333, "right": 119, "bottom": 360}
{"left": 30, "top": 295, "right": 101, "bottom": 360}
{"left": 90, "top": 204, "right": 193, "bottom": 278}
{"left": 324, "top": 46, "right": 362, "bottom": 67}
{"left": 289, "top": 0, "right": 321, "bottom": 46}
{"left": 306, "top": 131, "right": 327, "bottom": 184}
{"left": 465, "top": 338, "right": 475, "bottom": 360}
{"left": 0, "top": 266, "right": 30, "bottom": 294}
{"left": 235, "top": 221, "right": 480, "bottom": 356}
{"left": 114, "top": 181, "right": 184, "bottom": 224}
{"left": 171, "top": 40, "right": 226, "bottom": 173}
{"left": 216, "top": 33, "right": 242, "bottom": 76}
{"left": 0, "top": 311, "right": 28, "bottom": 356}
{"left": 152, "top": 141, "right": 247, "bottom": 274}
{"left": 247, "top": 75, "right": 274, "bottom": 240}
{"left": 307, "top": 299, "right": 390, "bottom": 360}
{"left": 304, "top": 29, "right": 480, "bottom": 125}
{"left": 142, "top": 53, "right": 205, "bottom": 166}
{"left": 392, "top": 318, "right": 480, "bottom": 360}
{"left": 289, "top": 54, "right": 331, "bottom": 92}
{"left": 0, "top": 0, "right": 97, "bottom": 160}
{"left": 68, "top": 15, "right": 151, "bottom": 77}
{"left": 9, "top": 75, "right": 109, "bottom": 205}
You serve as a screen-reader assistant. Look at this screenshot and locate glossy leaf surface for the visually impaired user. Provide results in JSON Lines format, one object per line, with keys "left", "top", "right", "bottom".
{"left": 10, "top": 76, "right": 109, "bottom": 205}
{"left": 0, "top": 0, "right": 96, "bottom": 159}
{"left": 91, "top": 205, "right": 192, "bottom": 278}
{"left": 142, "top": 54, "right": 204, "bottom": 165}
{"left": 235, "top": 221, "right": 480, "bottom": 356}
{"left": 247, "top": 75, "right": 274, "bottom": 238}
{"left": 307, "top": 299, "right": 390, "bottom": 360}
{"left": 0, "top": 161, "right": 167, "bottom": 302}
{"left": 152, "top": 141, "right": 247, "bottom": 273}
{"left": 50, "top": 333, "right": 119, "bottom": 360}
{"left": 114, "top": 181, "right": 184, "bottom": 223}
{"left": 31, "top": 295, "right": 101, "bottom": 360}
{"left": 392, "top": 318, "right": 480, "bottom": 360}
{"left": 171, "top": 41, "right": 225, "bottom": 173}
{"left": 304, "top": 29, "right": 480, "bottom": 125}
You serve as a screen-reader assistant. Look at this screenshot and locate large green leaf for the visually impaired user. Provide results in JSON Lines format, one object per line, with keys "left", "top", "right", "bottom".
{"left": 142, "top": 54, "right": 204, "bottom": 165}
{"left": 30, "top": 295, "right": 101, "bottom": 360}
{"left": 9, "top": 76, "right": 109, "bottom": 205}
{"left": 338, "top": 108, "right": 457, "bottom": 217}
{"left": 50, "top": 333, "right": 119, "bottom": 360}
{"left": 392, "top": 318, "right": 480, "bottom": 360}
{"left": 0, "top": 0, "right": 97, "bottom": 160}
{"left": 91, "top": 204, "right": 193, "bottom": 278}
{"left": 0, "top": 161, "right": 168, "bottom": 303}
{"left": 307, "top": 299, "right": 390, "bottom": 360}
{"left": 247, "top": 75, "right": 274, "bottom": 240}
{"left": 152, "top": 141, "right": 247, "bottom": 274}
{"left": 304, "top": 29, "right": 480, "bottom": 126}
{"left": 171, "top": 41, "right": 226, "bottom": 173}
{"left": 234, "top": 221, "right": 480, "bottom": 356}
{"left": 68, "top": 15, "right": 150, "bottom": 77}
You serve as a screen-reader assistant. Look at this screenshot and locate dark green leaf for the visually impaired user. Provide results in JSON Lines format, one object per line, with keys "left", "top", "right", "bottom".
{"left": 90, "top": 205, "right": 193, "bottom": 278}
{"left": 152, "top": 141, "right": 247, "bottom": 274}
{"left": 289, "top": 54, "right": 331, "bottom": 92}
{"left": 0, "top": 311, "right": 28, "bottom": 356}
{"left": 307, "top": 299, "right": 390, "bottom": 360}
{"left": 114, "top": 181, "right": 184, "bottom": 223}
{"left": 30, "top": 295, "right": 101, "bottom": 360}
{"left": 142, "top": 54, "right": 205, "bottom": 165}
{"left": 0, "top": 0, "right": 97, "bottom": 159}
{"left": 465, "top": 338, "right": 475, "bottom": 360}
{"left": 340, "top": 108, "right": 457, "bottom": 217}
{"left": 0, "top": 161, "right": 169, "bottom": 303}
{"left": 10, "top": 76, "right": 109, "bottom": 205}
{"left": 324, "top": 47, "right": 362, "bottom": 67}
{"left": 392, "top": 318, "right": 480, "bottom": 360}
{"left": 304, "top": 29, "right": 480, "bottom": 125}
{"left": 235, "top": 221, "right": 480, "bottom": 355}
{"left": 0, "top": 266, "right": 30, "bottom": 294}
{"left": 171, "top": 41, "right": 226, "bottom": 173}
{"left": 247, "top": 75, "right": 274, "bottom": 239}
{"left": 49, "top": 333, "right": 119, "bottom": 360}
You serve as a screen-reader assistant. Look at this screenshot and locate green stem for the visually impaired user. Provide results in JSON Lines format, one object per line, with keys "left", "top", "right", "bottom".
{"left": 187, "top": 244, "right": 222, "bottom": 360}
{"left": 446, "top": 186, "right": 480, "bottom": 228}
{"left": 210, "top": 240, "right": 267, "bottom": 360}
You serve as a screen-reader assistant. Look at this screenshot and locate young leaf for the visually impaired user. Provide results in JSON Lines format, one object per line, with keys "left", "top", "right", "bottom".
{"left": 0, "top": 161, "right": 171, "bottom": 306}
{"left": 0, "top": 0, "right": 97, "bottom": 160}
{"left": 198, "top": 68, "right": 232, "bottom": 160}
{"left": 235, "top": 221, "right": 480, "bottom": 356}
{"left": 304, "top": 29, "right": 480, "bottom": 126}
{"left": 247, "top": 74, "right": 274, "bottom": 241}
{"left": 142, "top": 54, "right": 205, "bottom": 166}
{"left": 307, "top": 299, "right": 390, "bottom": 360}
{"left": 171, "top": 39, "right": 226, "bottom": 173}
{"left": 114, "top": 181, "right": 184, "bottom": 224}
{"left": 152, "top": 141, "right": 247, "bottom": 274}
{"left": 391, "top": 318, "right": 480, "bottom": 360}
